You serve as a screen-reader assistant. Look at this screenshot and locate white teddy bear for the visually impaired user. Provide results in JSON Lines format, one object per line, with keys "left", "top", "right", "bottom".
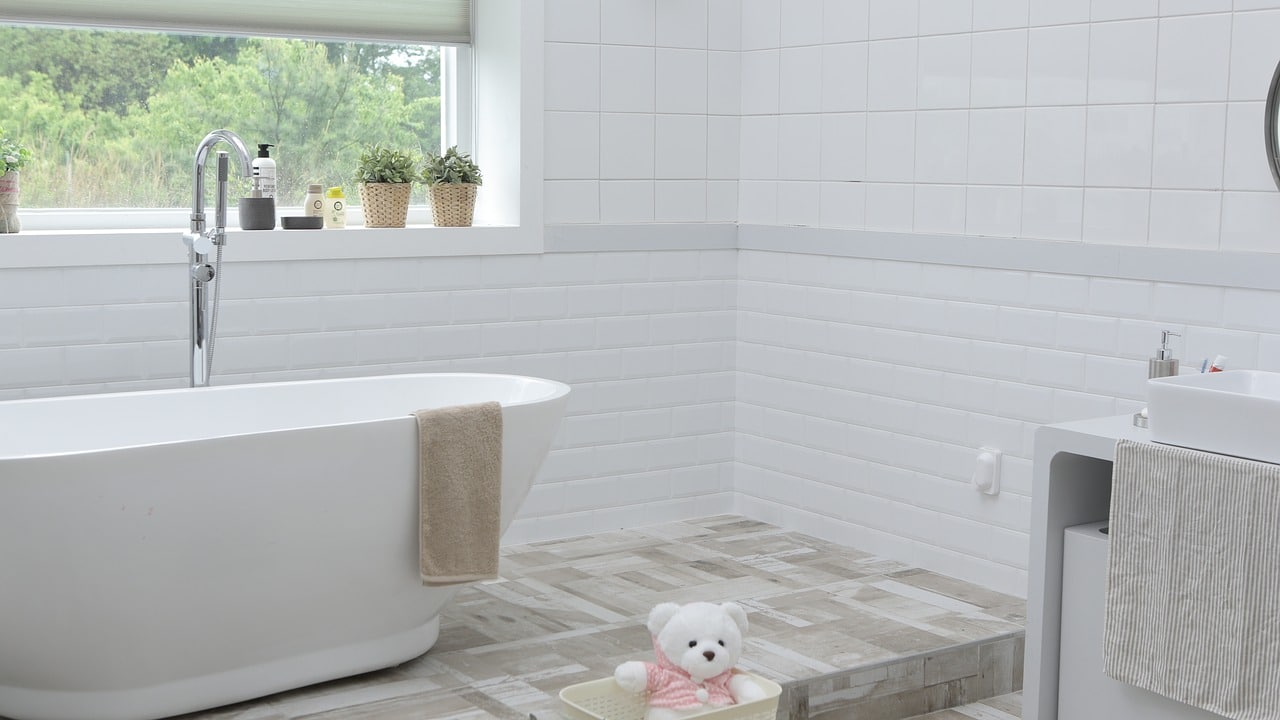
{"left": 614, "top": 601, "right": 768, "bottom": 720}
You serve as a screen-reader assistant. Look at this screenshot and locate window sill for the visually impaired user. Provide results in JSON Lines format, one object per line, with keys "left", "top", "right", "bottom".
{"left": 0, "top": 224, "right": 543, "bottom": 269}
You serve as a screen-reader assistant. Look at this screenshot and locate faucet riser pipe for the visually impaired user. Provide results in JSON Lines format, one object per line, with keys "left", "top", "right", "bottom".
{"left": 189, "top": 248, "right": 209, "bottom": 388}
{"left": 187, "top": 130, "right": 252, "bottom": 388}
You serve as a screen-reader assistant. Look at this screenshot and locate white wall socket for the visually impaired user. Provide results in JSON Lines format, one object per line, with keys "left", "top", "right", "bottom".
{"left": 972, "top": 447, "right": 1002, "bottom": 495}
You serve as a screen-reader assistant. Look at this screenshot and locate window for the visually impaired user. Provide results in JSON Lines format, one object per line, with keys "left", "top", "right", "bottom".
{"left": 0, "top": 0, "right": 542, "bottom": 261}
{"left": 0, "top": 25, "right": 456, "bottom": 213}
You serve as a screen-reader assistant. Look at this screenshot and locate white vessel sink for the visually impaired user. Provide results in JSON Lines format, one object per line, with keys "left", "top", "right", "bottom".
{"left": 1148, "top": 370, "right": 1280, "bottom": 464}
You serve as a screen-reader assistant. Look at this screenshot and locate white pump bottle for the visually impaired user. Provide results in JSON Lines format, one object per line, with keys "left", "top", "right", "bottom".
{"left": 251, "top": 143, "right": 276, "bottom": 199}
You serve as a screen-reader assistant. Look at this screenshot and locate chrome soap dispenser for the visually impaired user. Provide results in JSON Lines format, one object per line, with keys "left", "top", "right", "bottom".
{"left": 1148, "top": 330, "right": 1181, "bottom": 379}
{"left": 1135, "top": 330, "right": 1180, "bottom": 428}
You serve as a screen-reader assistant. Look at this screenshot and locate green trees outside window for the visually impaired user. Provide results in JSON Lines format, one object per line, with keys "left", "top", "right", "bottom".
{"left": 0, "top": 26, "right": 443, "bottom": 208}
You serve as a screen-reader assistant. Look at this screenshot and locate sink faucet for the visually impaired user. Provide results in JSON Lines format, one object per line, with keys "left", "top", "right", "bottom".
{"left": 182, "top": 129, "right": 253, "bottom": 388}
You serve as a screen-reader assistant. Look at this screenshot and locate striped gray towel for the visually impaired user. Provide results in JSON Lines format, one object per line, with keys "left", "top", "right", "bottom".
{"left": 1105, "top": 439, "right": 1280, "bottom": 720}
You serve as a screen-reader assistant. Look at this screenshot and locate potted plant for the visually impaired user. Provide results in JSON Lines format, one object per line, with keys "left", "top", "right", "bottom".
{"left": 0, "top": 131, "right": 30, "bottom": 233}
{"left": 422, "top": 146, "right": 482, "bottom": 227}
{"left": 355, "top": 144, "right": 418, "bottom": 228}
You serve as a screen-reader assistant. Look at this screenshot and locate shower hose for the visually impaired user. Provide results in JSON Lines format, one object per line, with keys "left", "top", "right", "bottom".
{"left": 205, "top": 242, "right": 225, "bottom": 381}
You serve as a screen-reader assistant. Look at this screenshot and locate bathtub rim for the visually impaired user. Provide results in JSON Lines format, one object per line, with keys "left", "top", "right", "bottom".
{"left": 0, "top": 372, "right": 571, "bottom": 461}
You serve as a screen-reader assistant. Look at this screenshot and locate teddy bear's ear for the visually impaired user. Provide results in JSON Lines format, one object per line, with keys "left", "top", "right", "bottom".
{"left": 721, "top": 602, "right": 749, "bottom": 634}
{"left": 647, "top": 603, "right": 681, "bottom": 635}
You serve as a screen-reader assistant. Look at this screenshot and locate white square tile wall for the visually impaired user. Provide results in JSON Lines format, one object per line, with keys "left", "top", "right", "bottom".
{"left": 726, "top": 2, "right": 1280, "bottom": 249}
{"left": 544, "top": 0, "right": 739, "bottom": 224}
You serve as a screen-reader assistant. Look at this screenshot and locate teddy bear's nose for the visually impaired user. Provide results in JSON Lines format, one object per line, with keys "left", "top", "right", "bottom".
{"left": 703, "top": 650, "right": 716, "bottom": 661}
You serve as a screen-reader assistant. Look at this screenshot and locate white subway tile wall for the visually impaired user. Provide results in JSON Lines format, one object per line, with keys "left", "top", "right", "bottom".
{"left": 13, "top": 239, "right": 1276, "bottom": 595}
{"left": 0, "top": 250, "right": 740, "bottom": 545}
{"left": 733, "top": 249, "right": 1280, "bottom": 594}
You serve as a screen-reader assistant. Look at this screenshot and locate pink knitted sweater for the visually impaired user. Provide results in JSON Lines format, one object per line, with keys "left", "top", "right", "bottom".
{"left": 643, "top": 638, "right": 738, "bottom": 710}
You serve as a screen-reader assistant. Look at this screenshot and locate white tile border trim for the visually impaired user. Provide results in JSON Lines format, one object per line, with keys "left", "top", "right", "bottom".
{"left": 552, "top": 223, "right": 1280, "bottom": 294}
{"left": 545, "top": 223, "right": 739, "bottom": 252}
{"left": 5, "top": 221, "right": 1280, "bottom": 294}
{"left": 0, "top": 226, "right": 542, "bottom": 269}
{"left": 738, "top": 225, "right": 1280, "bottom": 292}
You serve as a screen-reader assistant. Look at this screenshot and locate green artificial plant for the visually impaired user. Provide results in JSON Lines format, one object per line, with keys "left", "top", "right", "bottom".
{"left": 0, "top": 131, "right": 30, "bottom": 174}
{"left": 355, "top": 144, "right": 418, "bottom": 184}
{"left": 422, "top": 145, "right": 482, "bottom": 186}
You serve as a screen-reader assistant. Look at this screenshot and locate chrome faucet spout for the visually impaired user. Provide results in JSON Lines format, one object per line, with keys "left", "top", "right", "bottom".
{"left": 191, "top": 129, "right": 253, "bottom": 234}
{"left": 185, "top": 129, "right": 253, "bottom": 389}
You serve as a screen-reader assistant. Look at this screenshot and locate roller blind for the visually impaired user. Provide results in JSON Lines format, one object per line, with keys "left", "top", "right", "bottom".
{"left": 0, "top": 0, "right": 472, "bottom": 45}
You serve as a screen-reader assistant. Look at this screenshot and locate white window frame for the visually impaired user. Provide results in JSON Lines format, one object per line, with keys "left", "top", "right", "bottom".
{"left": 441, "top": 45, "right": 475, "bottom": 155}
{"left": 0, "top": 0, "right": 543, "bottom": 267}
{"left": 0, "top": 0, "right": 473, "bottom": 45}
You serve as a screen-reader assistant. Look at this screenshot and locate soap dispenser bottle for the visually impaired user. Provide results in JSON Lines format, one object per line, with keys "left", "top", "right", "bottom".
{"left": 1148, "top": 330, "right": 1181, "bottom": 379}
{"left": 1135, "top": 330, "right": 1181, "bottom": 428}
{"left": 251, "top": 143, "right": 276, "bottom": 199}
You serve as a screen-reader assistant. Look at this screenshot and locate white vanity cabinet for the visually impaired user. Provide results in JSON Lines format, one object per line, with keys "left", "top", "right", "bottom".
{"left": 1025, "top": 416, "right": 1226, "bottom": 720}
{"left": 1057, "top": 522, "right": 1224, "bottom": 720}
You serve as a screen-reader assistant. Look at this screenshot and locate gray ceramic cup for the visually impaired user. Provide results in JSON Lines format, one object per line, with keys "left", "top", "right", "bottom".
{"left": 238, "top": 197, "right": 276, "bottom": 230}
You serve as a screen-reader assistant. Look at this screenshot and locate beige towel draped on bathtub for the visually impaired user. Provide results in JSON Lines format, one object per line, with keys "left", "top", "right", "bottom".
{"left": 413, "top": 401, "right": 503, "bottom": 586}
{"left": 1105, "top": 439, "right": 1280, "bottom": 720}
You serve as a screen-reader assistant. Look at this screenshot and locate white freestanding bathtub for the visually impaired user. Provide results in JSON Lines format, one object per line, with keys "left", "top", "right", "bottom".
{"left": 0, "top": 373, "right": 570, "bottom": 720}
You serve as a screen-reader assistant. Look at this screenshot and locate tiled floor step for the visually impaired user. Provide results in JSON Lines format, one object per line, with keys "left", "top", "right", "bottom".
{"left": 909, "top": 691, "right": 1022, "bottom": 719}
{"left": 176, "top": 516, "right": 1025, "bottom": 719}
{"left": 797, "top": 635, "right": 1024, "bottom": 719}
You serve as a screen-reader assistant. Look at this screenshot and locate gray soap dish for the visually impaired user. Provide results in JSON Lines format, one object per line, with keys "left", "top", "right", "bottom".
{"left": 281, "top": 216, "right": 323, "bottom": 230}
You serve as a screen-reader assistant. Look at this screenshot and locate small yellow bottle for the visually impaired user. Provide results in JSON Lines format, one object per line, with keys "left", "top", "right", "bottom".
{"left": 324, "top": 186, "right": 346, "bottom": 229}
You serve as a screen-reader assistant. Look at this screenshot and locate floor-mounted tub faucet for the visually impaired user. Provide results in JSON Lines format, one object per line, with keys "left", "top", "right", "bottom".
{"left": 183, "top": 129, "right": 252, "bottom": 388}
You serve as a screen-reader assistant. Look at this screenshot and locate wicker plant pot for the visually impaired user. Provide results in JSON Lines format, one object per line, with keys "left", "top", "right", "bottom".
{"left": 358, "top": 182, "right": 412, "bottom": 228}
{"left": 427, "top": 183, "right": 478, "bottom": 227}
{"left": 0, "top": 170, "right": 19, "bottom": 233}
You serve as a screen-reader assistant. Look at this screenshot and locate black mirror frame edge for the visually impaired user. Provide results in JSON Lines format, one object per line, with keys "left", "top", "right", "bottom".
{"left": 1264, "top": 57, "right": 1280, "bottom": 191}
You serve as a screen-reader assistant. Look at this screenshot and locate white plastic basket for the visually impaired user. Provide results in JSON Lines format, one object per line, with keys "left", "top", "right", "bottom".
{"left": 559, "top": 673, "right": 782, "bottom": 720}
